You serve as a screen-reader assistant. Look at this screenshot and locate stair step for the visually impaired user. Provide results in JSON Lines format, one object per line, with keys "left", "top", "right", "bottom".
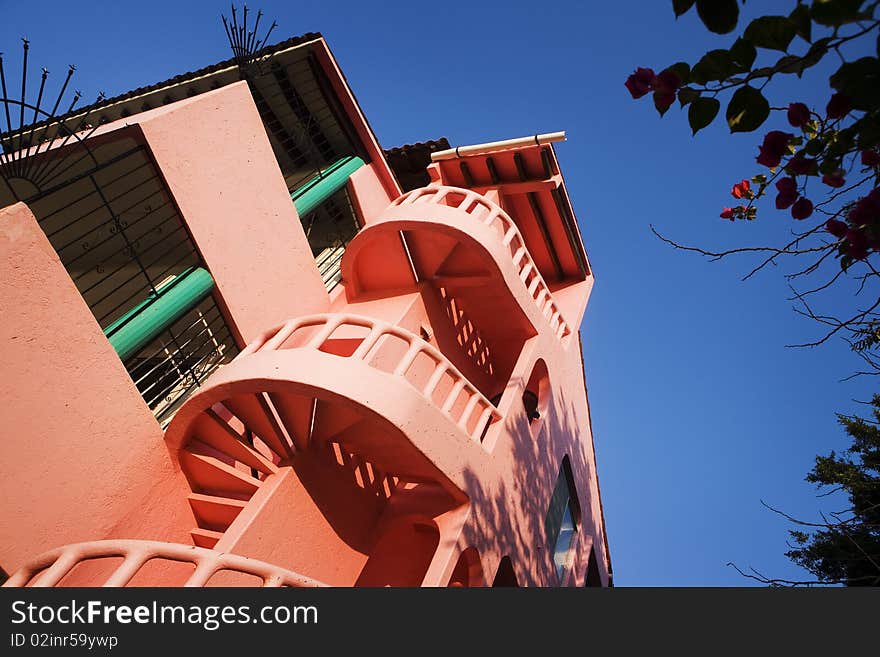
{"left": 268, "top": 392, "right": 314, "bottom": 451}
{"left": 180, "top": 445, "right": 261, "bottom": 498}
{"left": 435, "top": 241, "right": 491, "bottom": 278}
{"left": 187, "top": 493, "right": 248, "bottom": 531}
{"left": 192, "top": 409, "right": 277, "bottom": 475}
{"left": 190, "top": 527, "right": 224, "bottom": 549}
{"left": 224, "top": 393, "right": 293, "bottom": 461}
{"left": 405, "top": 229, "right": 459, "bottom": 279}
{"left": 311, "top": 400, "right": 362, "bottom": 444}
{"left": 334, "top": 420, "right": 439, "bottom": 482}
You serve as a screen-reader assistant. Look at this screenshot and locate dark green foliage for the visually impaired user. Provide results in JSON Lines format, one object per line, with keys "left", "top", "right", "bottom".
{"left": 786, "top": 395, "right": 880, "bottom": 586}
{"left": 744, "top": 15, "right": 797, "bottom": 52}
{"left": 689, "top": 96, "right": 720, "bottom": 134}
{"left": 696, "top": 0, "right": 739, "bottom": 34}
{"left": 726, "top": 85, "right": 770, "bottom": 132}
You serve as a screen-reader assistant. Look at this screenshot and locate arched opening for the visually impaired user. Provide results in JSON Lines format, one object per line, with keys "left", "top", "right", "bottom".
{"left": 447, "top": 547, "right": 484, "bottom": 587}
{"left": 523, "top": 359, "right": 550, "bottom": 432}
{"left": 491, "top": 556, "right": 519, "bottom": 587}
{"left": 355, "top": 517, "right": 440, "bottom": 587}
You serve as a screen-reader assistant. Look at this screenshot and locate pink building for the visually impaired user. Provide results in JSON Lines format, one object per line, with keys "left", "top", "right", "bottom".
{"left": 0, "top": 28, "right": 611, "bottom": 587}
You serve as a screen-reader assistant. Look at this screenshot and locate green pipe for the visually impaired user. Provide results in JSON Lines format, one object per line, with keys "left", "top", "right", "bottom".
{"left": 292, "top": 155, "right": 365, "bottom": 217}
{"left": 104, "top": 267, "right": 215, "bottom": 362}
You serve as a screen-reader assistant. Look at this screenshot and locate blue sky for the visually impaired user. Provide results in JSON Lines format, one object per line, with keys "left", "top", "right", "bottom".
{"left": 2, "top": 1, "right": 875, "bottom": 586}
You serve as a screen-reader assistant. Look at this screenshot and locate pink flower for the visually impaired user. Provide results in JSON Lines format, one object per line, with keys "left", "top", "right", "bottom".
{"left": 846, "top": 228, "right": 869, "bottom": 260}
{"left": 757, "top": 131, "right": 794, "bottom": 168}
{"left": 849, "top": 190, "right": 880, "bottom": 227}
{"left": 786, "top": 155, "right": 816, "bottom": 176}
{"left": 787, "top": 103, "right": 810, "bottom": 128}
{"left": 775, "top": 177, "right": 798, "bottom": 209}
{"left": 654, "top": 70, "right": 682, "bottom": 95}
{"left": 775, "top": 177, "right": 797, "bottom": 195}
{"left": 625, "top": 68, "right": 655, "bottom": 99}
{"left": 825, "top": 219, "right": 848, "bottom": 238}
{"left": 791, "top": 197, "right": 814, "bottom": 220}
{"left": 826, "top": 93, "right": 851, "bottom": 119}
{"left": 822, "top": 171, "right": 846, "bottom": 188}
{"left": 862, "top": 150, "right": 880, "bottom": 167}
{"left": 731, "top": 179, "right": 751, "bottom": 199}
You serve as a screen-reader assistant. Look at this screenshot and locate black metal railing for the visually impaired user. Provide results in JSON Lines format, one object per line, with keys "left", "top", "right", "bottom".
{"left": 24, "top": 143, "right": 238, "bottom": 423}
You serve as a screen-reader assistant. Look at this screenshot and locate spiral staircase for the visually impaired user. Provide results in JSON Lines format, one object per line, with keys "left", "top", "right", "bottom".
{"left": 4, "top": 182, "right": 571, "bottom": 588}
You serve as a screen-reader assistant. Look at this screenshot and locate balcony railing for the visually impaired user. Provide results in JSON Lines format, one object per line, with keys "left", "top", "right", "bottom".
{"left": 3, "top": 540, "right": 327, "bottom": 588}
{"left": 242, "top": 313, "right": 502, "bottom": 443}
{"left": 391, "top": 185, "right": 571, "bottom": 341}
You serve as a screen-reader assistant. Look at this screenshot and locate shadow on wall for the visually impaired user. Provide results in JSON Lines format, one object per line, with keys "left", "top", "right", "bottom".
{"left": 459, "top": 370, "right": 604, "bottom": 587}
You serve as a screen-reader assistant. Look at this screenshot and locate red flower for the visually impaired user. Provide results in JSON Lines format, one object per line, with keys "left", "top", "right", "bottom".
{"left": 775, "top": 177, "right": 797, "bottom": 195}
{"left": 849, "top": 190, "right": 880, "bottom": 226}
{"left": 862, "top": 150, "right": 880, "bottom": 167}
{"left": 822, "top": 171, "right": 846, "bottom": 188}
{"left": 625, "top": 68, "right": 655, "bottom": 99}
{"left": 825, "top": 219, "right": 848, "bottom": 238}
{"left": 776, "top": 193, "right": 798, "bottom": 209}
{"left": 720, "top": 207, "right": 735, "bottom": 220}
{"left": 775, "top": 177, "right": 799, "bottom": 209}
{"left": 654, "top": 70, "right": 682, "bottom": 95}
{"left": 786, "top": 155, "right": 816, "bottom": 176}
{"left": 791, "top": 197, "right": 814, "bottom": 220}
{"left": 757, "top": 131, "right": 794, "bottom": 168}
{"left": 731, "top": 179, "right": 751, "bottom": 199}
{"left": 846, "top": 228, "right": 869, "bottom": 260}
{"left": 787, "top": 103, "right": 810, "bottom": 128}
{"left": 826, "top": 93, "right": 851, "bottom": 119}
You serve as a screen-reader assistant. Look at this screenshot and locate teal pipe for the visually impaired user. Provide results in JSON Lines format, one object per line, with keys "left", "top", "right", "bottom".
{"left": 292, "top": 155, "right": 365, "bottom": 216}
{"left": 104, "top": 267, "right": 215, "bottom": 361}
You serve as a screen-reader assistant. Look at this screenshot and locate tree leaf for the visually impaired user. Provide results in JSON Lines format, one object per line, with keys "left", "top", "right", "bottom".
{"left": 696, "top": 0, "right": 739, "bottom": 34}
{"left": 855, "top": 115, "right": 880, "bottom": 149}
{"left": 775, "top": 54, "right": 816, "bottom": 76}
{"left": 726, "top": 85, "right": 770, "bottom": 133}
{"left": 743, "top": 16, "right": 797, "bottom": 51}
{"left": 678, "top": 86, "right": 701, "bottom": 107}
{"left": 688, "top": 96, "right": 720, "bottom": 134}
{"left": 810, "top": 0, "right": 864, "bottom": 27}
{"left": 793, "top": 37, "right": 832, "bottom": 77}
{"left": 730, "top": 37, "right": 757, "bottom": 70}
{"left": 653, "top": 90, "right": 673, "bottom": 117}
{"left": 789, "top": 3, "right": 812, "bottom": 43}
{"left": 667, "top": 61, "right": 691, "bottom": 84}
{"left": 691, "top": 49, "right": 734, "bottom": 84}
{"left": 672, "top": 0, "right": 696, "bottom": 17}
{"left": 830, "top": 57, "right": 880, "bottom": 111}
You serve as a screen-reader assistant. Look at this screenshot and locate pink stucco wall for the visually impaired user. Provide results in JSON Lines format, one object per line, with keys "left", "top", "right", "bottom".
{"left": 133, "top": 82, "right": 330, "bottom": 345}
{"left": 0, "top": 44, "right": 610, "bottom": 586}
{"left": 0, "top": 203, "right": 194, "bottom": 575}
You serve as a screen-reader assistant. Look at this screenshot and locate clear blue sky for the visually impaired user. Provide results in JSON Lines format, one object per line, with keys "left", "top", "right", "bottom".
{"left": 2, "top": 0, "right": 874, "bottom": 586}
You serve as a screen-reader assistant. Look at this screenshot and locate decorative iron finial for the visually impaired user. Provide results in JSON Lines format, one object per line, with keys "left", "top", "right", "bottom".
{"left": 222, "top": 4, "right": 277, "bottom": 76}
{"left": 0, "top": 38, "right": 104, "bottom": 198}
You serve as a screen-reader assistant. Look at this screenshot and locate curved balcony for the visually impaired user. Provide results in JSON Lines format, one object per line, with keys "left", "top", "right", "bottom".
{"left": 342, "top": 185, "right": 571, "bottom": 343}
{"left": 3, "top": 540, "right": 327, "bottom": 587}
{"left": 162, "top": 313, "right": 489, "bottom": 584}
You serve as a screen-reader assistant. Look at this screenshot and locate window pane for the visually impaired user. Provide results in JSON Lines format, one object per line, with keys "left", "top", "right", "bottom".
{"left": 553, "top": 502, "right": 577, "bottom": 579}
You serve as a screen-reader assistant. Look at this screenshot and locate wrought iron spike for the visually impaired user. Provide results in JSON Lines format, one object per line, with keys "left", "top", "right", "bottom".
{"left": 221, "top": 5, "right": 276, "bottom": 75}
{"left": 0, "top": 38, "right": 101, "bottom": 198}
